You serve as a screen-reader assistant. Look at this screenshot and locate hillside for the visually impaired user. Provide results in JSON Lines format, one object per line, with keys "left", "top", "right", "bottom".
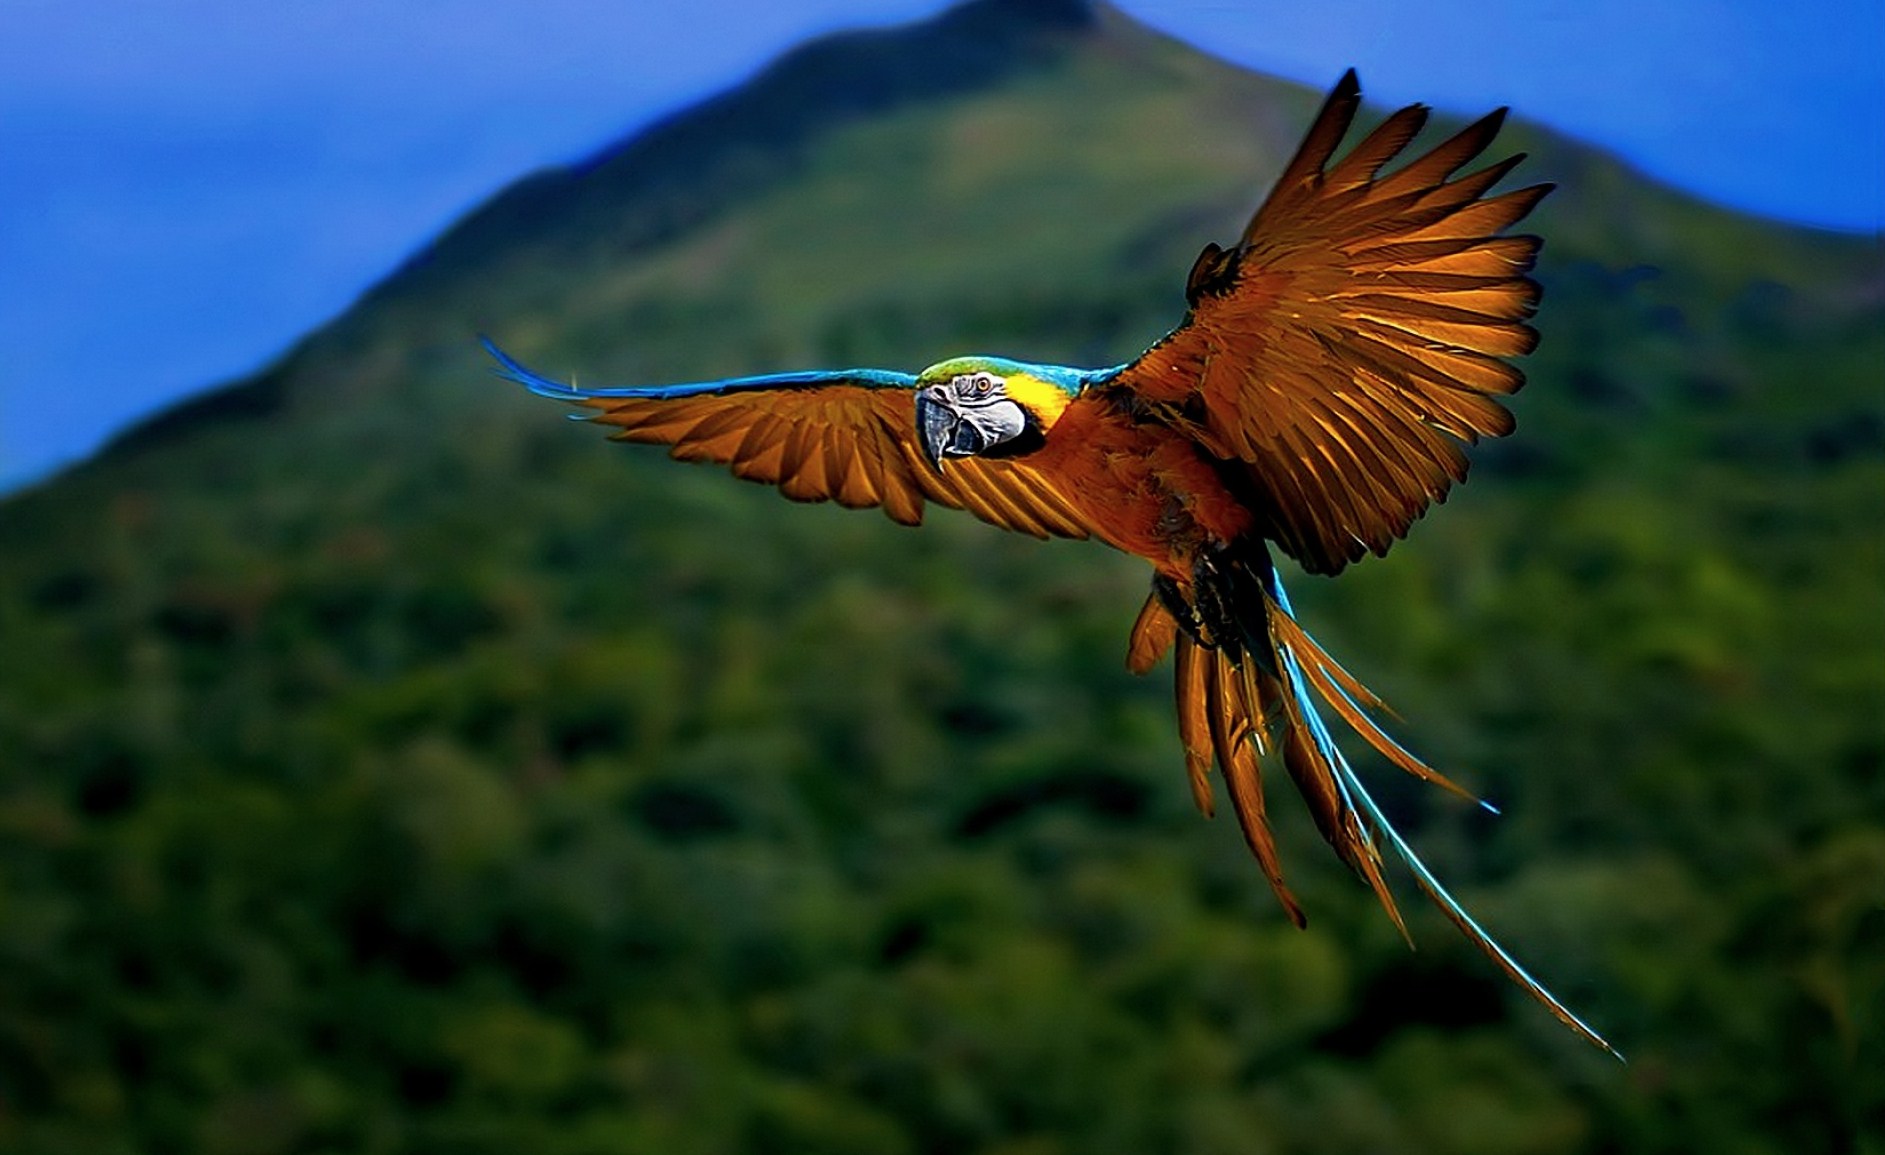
{"left": 2, "top": 0, "right": 1881, "bottom": 1151}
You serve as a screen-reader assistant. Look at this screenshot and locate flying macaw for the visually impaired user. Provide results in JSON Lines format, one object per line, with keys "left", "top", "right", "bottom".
{"left": 488, "top": 71, "right": 1616, "bottom": 1057}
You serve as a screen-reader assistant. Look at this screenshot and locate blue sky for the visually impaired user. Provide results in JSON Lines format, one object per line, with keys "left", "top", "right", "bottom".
{"left": 1, "top": 0, "right": 1879, "bottom": 491}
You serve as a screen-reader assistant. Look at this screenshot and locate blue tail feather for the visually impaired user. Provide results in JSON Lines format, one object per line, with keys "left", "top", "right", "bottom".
{"left": 1264, "top": 567, "right": 1620, "bottom": 1060}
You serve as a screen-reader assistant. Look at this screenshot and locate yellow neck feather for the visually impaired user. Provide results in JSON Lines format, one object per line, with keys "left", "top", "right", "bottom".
{"left": 1003, "top": 373, "right": 1073, "bottom": 429}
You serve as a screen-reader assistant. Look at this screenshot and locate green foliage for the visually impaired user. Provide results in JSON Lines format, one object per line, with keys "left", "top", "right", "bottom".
{"left": 1, "top": 4, "right": 1880, "bottom": 1152}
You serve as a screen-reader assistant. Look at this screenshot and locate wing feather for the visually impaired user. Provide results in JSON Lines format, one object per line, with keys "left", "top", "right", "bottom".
{"left": 679, "top": 404, "right": 754, "bottom": 447}
{"left": 1324, "top": 104, "right": 1430, "bottom": 192}
{"left": 1372, "top": 107, "right": 1511, "bottom": 198}
{"left": 830, "top": 441, "right": 873, "bottom": 508}
{"left": 730, "top": 416, "right": 789, "bottom": 479}
{"left": 776, "top": 420, "right": 816, "bottom": 486}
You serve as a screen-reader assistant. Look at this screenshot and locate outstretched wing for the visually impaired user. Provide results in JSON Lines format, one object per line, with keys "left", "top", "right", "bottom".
{"left": 1108, "top": 70, "right": 1550, "bottom": 575}
{"left": 488, "top": 340, "right": 1091, "bottom": 540}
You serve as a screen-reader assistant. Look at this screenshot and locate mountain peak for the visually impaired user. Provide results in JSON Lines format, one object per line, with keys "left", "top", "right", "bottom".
{"left": 936, "top": 0, "right": 1100, "bottom": 33}
{"left": 375, "top": 0, "right": 1117, "bottom": 308}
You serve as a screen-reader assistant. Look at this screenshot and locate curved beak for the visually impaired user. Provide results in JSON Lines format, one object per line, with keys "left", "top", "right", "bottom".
{"left": 915, "top": 388, "right": 960, "bottom": 472}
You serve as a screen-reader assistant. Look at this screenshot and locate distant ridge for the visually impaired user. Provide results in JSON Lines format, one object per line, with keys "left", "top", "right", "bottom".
{"left": 381, "top": 0, "right": 1107, "bottom": 295}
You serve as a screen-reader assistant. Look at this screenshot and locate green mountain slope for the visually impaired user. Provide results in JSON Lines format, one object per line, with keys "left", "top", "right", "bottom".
{"left": 2, "top": 0, "right": 1881, "bottom": 1151}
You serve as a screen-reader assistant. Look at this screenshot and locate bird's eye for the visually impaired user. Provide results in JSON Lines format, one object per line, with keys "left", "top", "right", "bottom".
{"left": 974, "top": 375, "right": 994, "bottom": 395}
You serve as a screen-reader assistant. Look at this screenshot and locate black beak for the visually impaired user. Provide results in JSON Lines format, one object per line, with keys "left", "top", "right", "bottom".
{"left": 915, "top": 389, "right": 959, "bottom": 472}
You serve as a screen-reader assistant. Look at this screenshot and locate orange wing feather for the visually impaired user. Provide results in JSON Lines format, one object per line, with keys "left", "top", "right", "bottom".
{"left": 575, "top": 384, "right": 1093, "bottom": 541}
{"left": 1110, "top": 70, "right": 1551, "bottom": 574}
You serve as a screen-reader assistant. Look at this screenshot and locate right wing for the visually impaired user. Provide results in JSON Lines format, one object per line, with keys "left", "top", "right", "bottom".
{"left": 1105, "top": 71, "right": 1550, "bottom": 575}
{"left": 488, "top": 339, "right": 1092, "bottom": 541}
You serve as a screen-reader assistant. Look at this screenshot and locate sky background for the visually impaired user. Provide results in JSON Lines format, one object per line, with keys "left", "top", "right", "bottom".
{"left": 2, "top": 0, "right": 1880, "bottom": 492}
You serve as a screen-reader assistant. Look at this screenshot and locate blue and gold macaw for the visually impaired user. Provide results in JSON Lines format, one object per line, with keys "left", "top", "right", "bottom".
{"left": 490, "top": 72, "right": 1616, "bottom": 1056}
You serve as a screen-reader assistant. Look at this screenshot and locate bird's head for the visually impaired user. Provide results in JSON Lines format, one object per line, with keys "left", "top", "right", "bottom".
{"left": 912, "top": 356, "right": 1081, "bottom": 471}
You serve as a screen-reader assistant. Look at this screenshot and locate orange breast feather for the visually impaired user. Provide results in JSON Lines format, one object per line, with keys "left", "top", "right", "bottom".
{"left": 1031, "top": 398, "right": 1252, "bottom": 574}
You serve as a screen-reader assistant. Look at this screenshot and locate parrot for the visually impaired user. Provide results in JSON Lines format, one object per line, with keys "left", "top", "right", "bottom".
{"left": 487, "top": 70, "right": 1617, "bottom": 1057}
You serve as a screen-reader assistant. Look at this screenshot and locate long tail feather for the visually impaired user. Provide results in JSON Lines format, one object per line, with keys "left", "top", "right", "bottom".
{"left": 1275, "top": 671, "right": 1414, "bottom": 945}
{"left": 1258, "top": 568, "right": 1622, "bottom": 1059}
{"left": 1204, "top": 644, "right": 1307, "bottom": 928}
{"left": 1173, "top": 636, "right": 1217, "bottom": 818}
{"left": 1268, "top": 608, "right": 1494, "bottom": 811}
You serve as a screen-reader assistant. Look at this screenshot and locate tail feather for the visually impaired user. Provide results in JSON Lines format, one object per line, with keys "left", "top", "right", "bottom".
{"left": 1274, "top": 659, "right": 1414, "bottom": 945}
{"left": 1268, "top": 609, "right": 1394, "bottom": 714}
{"left": 1128, "top": 593, "right": 1179, "bottom": 675}
{"left": 1234, "top": 656, "right": 1279, "bottom": 759}
{"left": 1156, "top": 549, "right": 1620, "bottom": 1059}
{"left": 1345, "top": 749, "right": 1620, "bottom": 1057}
{"left": 1268, "top": 605, "right": 1493, "bottom": 811}
{"left": 1172, "top": 637, "right": 1217, "bottom": 818}
{"left": 1202, "top": 641, "right": 1306, "bottom": 928}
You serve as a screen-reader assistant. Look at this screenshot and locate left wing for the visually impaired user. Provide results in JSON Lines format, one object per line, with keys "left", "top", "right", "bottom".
{"left": 487, "top": 340, "right": 1092, "bottom": 540}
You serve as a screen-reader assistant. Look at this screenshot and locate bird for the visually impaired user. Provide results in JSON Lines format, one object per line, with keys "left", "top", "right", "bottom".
{"left": 487, "top": 70, "right": 1617, "bottom": 1057}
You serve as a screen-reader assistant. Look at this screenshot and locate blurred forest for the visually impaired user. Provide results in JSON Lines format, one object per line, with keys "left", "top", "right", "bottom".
{"left": 1, "top": 1, "right": 1881, "bottom": 1152}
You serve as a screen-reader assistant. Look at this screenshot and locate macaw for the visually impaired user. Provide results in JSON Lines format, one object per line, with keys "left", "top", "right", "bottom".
{"left": 488, "top": 71, "right": 1616, "bottom": 1056}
